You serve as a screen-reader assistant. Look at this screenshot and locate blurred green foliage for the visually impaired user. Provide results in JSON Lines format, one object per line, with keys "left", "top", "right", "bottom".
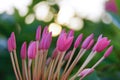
{"left": 0, "top": 0, "right": 120, "bottom": 80}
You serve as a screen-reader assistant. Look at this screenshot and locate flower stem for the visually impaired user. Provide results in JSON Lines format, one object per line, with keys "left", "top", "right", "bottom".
{"left": 22, "top": 60, "right": 25, "bottom": 80}
{"left": 37, "top": 51, "right": 43, "bottom": 80}
{"left": 28, "top": 59, "right": 32, "bottom": 80}
{"left": 53, "top": 53, "right": 60, "bottom": 80}
{"left": 63, "top": 48, "right": 76, "bottom": 74}
{"left": 10, "top": 52, "right": 19, "bottom": 80}
{"left": 48, "top": 60, "right": 54, "bottom": 80}
{"left": 45, "top": 59, "right": 53, "bottom": 79}
{"left": 80, "top": 57, "right": 105, "bottom": 80}
{"left": 24, "top": 59, "right": 28, "bottom": 80}
{"left": 71, "top": 51, "right": 96, "bottom": 80}
{"left": 13, "top": 50, "right": 22, "bottom": 80}
{"left": 92, "top": 56, "right": 105, "bottom": 69}
{"left": 33, "top": 41, "right": 39, "bottom": 80}
{"left": 42, "top": 50, "right": 48, "bottom": 80}
{"left": 63, "top": 48, "right": 85, "bottom": 80}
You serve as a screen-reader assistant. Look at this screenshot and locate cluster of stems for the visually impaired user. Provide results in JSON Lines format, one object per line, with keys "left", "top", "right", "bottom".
{"left": 8, "top": 26, "right": 113, "bottom": 80}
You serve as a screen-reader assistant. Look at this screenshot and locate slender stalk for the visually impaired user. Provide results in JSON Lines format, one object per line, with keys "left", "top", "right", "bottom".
{"left": 13, "top": 50, "right": 22, "bottom": 80}
{"left": 24, "top": 60, "right": 28, "bottom": 80}
{"left": 78, "top": 51, "right": 96, "bottom": 72}
{"left": 48, "top": 60, "right": 54, "bottom": 80}
{"left": 28, "top": 59, "right": 32, "bottom": 80}
{"left": 63, "top": 48, "right": 76, "bottom": 74}
{"left": 53, "top": 53, "right": 60, "bottom": 80}
{"left": 42, "top": 50, "right": 48, "bottom": 80}
{"left": 33, "top": 41, "right": 39, "bottom": 80}
{"left": 92, "top": 56, "right": 105, "bottom": 69}
{"left": 31, "top": 60, "right": 34, "bottom": 79}
{"left": 80, "top": 57, "right": 105, "bottom": 80}
{"left": 57, "top": 51, "right": 66, "bottom": 79}
{"left": 52, "top": 54, "right": 59, "bottom": 74}
{"left": 10, "top": 52, "right": 19, "bottom": 80}
{"left": 45, "top": 59, "right": 53, "bottom": 79}
{"left": 61, "top": 60, "right": 65, "bottom": 67}
{"left": 37, "top": 51, "right": 43, "bottom": 80}
{"left": 22, "top": 60, "right": 25, "bottom": 80}
{"left": 63, "top": 49, "right": 85, "bottom": 80}
{"left": 70, "top": 51, "right": 96, "bottom": 80}
{"left": 54, "top": 51, "right": 66, "bottom": 80}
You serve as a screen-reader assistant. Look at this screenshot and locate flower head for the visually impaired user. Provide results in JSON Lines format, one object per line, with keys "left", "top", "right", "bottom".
{"left": 104, "top": 46, "right": 113, "bottom": 58}
{"left": 74, "top": 33, "right": 83, "bottom": 48}
{"left": 39, "top": 31, "right": 52, "bottom": 50}
{"left": 36, "top": 26, "right": 41, "bottom": 41}
{"left": 46, "top": 57, "right": 51, "bottom": 66}
{"left": 7, "top": 26, "right": 113, "bottom": 80}
{"left": 52, "top": 48, "right": 59, "bottom": 59}
{"left": 78, "top": 68, "right": 94, "bottom": 77}
{"left": 8, "top": 37, "right": 13, "bottom": 52}
{"left": 28, "top": 41, "right": 37, "bottom": 59}
{"left": 10, "top": 32, "right": 16, "bottom": 50}
{"left": 64, "top": 50, "right": 72, "bottom": 61}
{"left": 67, "top": 29, "right": 74, "bottom": 37}
{"left": 43, "top": 32, "right": 52, "bottom": 50}
{"left": 20, "top": 42, "right": 27, "bottom": 59}
{"left": 86, "top": 39, "right": 94, "bottom": 50}
{"left": 93, "top": 37, "right": 111, "bottom": 52}
{"left": 57, "top": 31, "right": 74, "bottom": 52}
{"left": 81, "top": 33, "right": 94, "bottom": 49}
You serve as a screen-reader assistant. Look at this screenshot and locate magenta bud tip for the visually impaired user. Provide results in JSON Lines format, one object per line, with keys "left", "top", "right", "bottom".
{"left": 74, "top": 33, "right": 83, "bottom": 48}
{"left": 28, "top": 41, "right": 37, "bottom": 59}
{"left": 78, "top": 68, "right": 94, "bottom": 77}
{"left": 36, "top": 26, "right": 41, "bottom": 41}
{"left": 104, "top": 46, "right": 113, "bottom": 58}
{"left": 20, "top": 42, "right": 27, "bottom": 59}
{"left": 81, "top": 33, "right": 94, "bottom": 49}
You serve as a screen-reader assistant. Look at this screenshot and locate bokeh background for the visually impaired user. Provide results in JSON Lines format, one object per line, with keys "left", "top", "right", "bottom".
{"left": 0, "top": 0, "right": 120, "bottom": 80}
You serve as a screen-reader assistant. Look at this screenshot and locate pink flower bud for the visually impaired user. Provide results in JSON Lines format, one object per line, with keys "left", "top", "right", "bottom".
{"left": 81, "top": 33, "right": 94, "bottom": 49}
{"left": 57, "top": 32, "right": 67, "bottom": 52}
{"left": 36, "top": 26, "right": 41, "bottom": 41}
{"left": 57, "top": 31, "right": 74, "bottom": 52}
{"left": 8, "top": 37, "right": 13, "bottom": 52}
{"left": 78, "top": 68, "right": 94, "bottom": 77}
{"left": 86, "top": 39, "right": 94, "bottom": 50}
{"left": 46, "top": 57, "right": 51, "bottom": 66}
{"left": 39, "top": 36, "right": 45, "bottom": 50}
{"left": 28, "top": 41, "right": 37, "bottom": 59}
{"left": 42, "top": 26, "right": 48, "bottom": 37}
{"left": 104, "top": 46, "right": 113, "bottom": 58}
{"left": 74, "top": 34, "right": 83, "bottom": 48}
{"left": 39, "top": 32, "right": 52, "bottom": 50}
{"left": 61, "top": 29, "right": 66, "bottom": 34}
{"left": 94, "top": 37, "right": 110, "bottom": 52}
{"left": 92, "top": 34, "right": 103, "bottom": 51}
{"left": 64, "top": 50, "right": 72, "bottom": 61}
{"left": 20, "top": 42, "right": 27, "bottom": 59}
{"left": 65, "top": 36, "right": 74, "bottom": 50}
{"left": 43, "top": 32, "right": 52, "bottom": 50}
{"left": 97, "top": 34, "right": 103, "bottom": 41}
{"left": 52, "top": 48, "right": 58, "bottom": 59}
{"left": 10, "top": 32, "right": 16, "bottom": 50}
{"left": 68, "top": 29, "right": 74, "bottom": 37}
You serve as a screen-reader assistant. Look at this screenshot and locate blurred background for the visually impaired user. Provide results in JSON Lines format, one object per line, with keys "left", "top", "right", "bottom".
{"left": 0, "top": 0, "right": 120, "bottom": 80}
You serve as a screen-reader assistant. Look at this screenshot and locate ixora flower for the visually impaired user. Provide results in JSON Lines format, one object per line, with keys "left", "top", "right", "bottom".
{"left": 7, "top": 26, "right": 113, "bottom": 80}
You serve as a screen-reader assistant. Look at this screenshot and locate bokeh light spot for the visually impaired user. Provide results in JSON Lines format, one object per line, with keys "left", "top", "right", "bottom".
{"left": 48, "top": 23, "right": 62, "bottom": 37}
{"left": 25, "top": 14, "right": 35, "bottom": 24}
